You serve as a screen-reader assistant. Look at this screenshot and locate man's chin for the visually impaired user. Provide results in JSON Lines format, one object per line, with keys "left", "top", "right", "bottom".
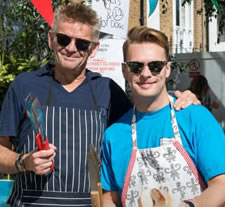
{"left": 134, "top": 89, "right": 159, "bottom": 98}
{"left": 59, "top": 61, "right": 79, "bottom": 69}
{"left": 63, "top": 56, "right": 78, "bottom": 62}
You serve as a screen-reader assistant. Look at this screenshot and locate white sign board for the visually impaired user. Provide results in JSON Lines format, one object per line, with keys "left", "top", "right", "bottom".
{"left": 87, "top": 39, "right": 125, "bottom": 90}
{"left": 92, "top": 0, "right": 130, "bottom": 38}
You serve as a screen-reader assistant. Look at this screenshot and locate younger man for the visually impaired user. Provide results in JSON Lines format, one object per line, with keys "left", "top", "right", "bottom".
{"left": 100, "top": 26, "right": 225, "bottom": 207}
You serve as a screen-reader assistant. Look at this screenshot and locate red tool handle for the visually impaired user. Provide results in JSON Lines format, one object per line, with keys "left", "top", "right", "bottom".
{"left": 35, "top": 133, "right": 54, "bottom": 170}
{"left": 35, "top": 133, "right": 43, "bottom": 151}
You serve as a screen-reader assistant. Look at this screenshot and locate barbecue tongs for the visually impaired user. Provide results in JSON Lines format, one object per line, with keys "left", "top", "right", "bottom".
{"left": 25, "top": 93, "right": 54, "bottom": 170}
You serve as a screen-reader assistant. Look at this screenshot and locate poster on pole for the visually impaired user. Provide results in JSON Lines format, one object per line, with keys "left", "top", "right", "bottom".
{"left": 87, "top": 39, "right": 125, "bottom": 90}
{"left": 92, "top": 0, "right": 130, "bottom": 38}
{"left": 188, "top": 59, "right": 201, "bottom": 78}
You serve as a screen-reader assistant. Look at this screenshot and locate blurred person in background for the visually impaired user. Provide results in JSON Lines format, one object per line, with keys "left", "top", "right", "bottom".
{"left": 189, "top": 74, "right": 219, "bottom": 112}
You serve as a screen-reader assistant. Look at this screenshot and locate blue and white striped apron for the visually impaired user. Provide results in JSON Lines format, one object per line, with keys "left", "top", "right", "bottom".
{"left": 8, "top": 77, "right": 106, "bottom": 206}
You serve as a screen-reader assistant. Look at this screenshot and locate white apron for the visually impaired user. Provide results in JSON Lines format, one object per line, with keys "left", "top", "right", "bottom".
{"left": 121, "top": 96, "right": 205, "bottom": 207}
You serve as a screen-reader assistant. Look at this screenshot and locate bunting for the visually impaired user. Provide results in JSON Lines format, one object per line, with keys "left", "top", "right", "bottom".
{"left": 211, "top": 0, "right": 222, "bottom": 14}
{"left": 30, "top": 0, "right": 54, "bottom": 27}
{"left": 148, "top": 0, "right": 159, "bottom": 17}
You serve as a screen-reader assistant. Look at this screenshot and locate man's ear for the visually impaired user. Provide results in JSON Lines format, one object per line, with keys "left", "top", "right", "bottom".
{"left": 121, "top": 63, "right": 128, "bottom": 80}
{"left": 166, "top": 62, "right": 171, "bottom": 78}
{"left": 89, "top": 42, "right": 100, "bottom": 58}
{"left": 48, "top": 31, "right": 54, "bottom": 50}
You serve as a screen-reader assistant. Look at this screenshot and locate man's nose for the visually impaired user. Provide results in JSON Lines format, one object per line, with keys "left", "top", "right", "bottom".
{"left": 66, "top": 39, "right": 77, "bottom": 51}
{"left": 140, "top": 65, "right": 152, "bottom": 77}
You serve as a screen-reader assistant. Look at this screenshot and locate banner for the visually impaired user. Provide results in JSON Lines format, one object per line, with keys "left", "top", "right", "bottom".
{"left": 30, "top": 0, "right": 54, "bottom": 27}
{"left": 147, "top": 0, "right": 160, "bottom": 29}
{"left": 92, "top": 0, "right": 130, "bottom": 38}
{"left": 148, "top": 0, "right": 159, "bottom": 17}
{"left": 211, "top": 0, "right": 221, "bottom": 14}
{"left": 87, "top": 39, "right": 125, "bottom": 90}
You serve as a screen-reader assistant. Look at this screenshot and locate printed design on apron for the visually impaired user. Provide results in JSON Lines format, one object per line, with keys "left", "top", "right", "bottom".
{"left": 8, "top": 75, "right": 107, "bottom": 206}
{"left": 121, "top": 96, "right": 205, "bottom": 207}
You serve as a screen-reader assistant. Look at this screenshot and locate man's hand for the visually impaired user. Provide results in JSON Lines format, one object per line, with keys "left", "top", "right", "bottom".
{"left": 179, "top": 201, "right": 195, "bottom": 207}
{"left": 139, "top": 188, "right": 181, "bottom": 207}
{"left": 173, "top": 90, "right": 200, "bottom": 111}
{"left": 102, "top": 190, "right": 122, "bottom": 207}
{"left": 23, "top": 144, "right": 56, "bottom": 175}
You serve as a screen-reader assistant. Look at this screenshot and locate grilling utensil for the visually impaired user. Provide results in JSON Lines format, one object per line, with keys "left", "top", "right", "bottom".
{"left": 87, "top": 145, "right": 103, "bottom": 207}
{"left": 25, "top": 93, "right": 54, "bottom": 170}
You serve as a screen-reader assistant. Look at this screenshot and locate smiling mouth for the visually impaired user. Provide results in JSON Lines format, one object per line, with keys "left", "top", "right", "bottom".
{"left": 63, "top": 55, "right": 80, "bottom": 61}
{"left": 139, "top": 80, "right": 156, "bottom": 85}
{"left": 60, "top": 51, "right": 79, "bottom": 58}
{"left": 138, "top": 80, "right": 157, "bottom": 88}
{"left": 64, "top": 56, "right": 76, "bottom": 60}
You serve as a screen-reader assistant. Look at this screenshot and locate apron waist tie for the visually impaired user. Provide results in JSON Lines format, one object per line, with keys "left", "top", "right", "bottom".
{"left": 20, "top": 190, "right": 92, "bottom": 206}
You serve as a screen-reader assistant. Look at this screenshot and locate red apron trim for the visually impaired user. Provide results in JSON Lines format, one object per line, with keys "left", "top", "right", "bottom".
{"left": 121, "top": 148, "right": 137, "bottom": 206}
{"left": 173, "top": 141, "right": 206, "bottom": 191}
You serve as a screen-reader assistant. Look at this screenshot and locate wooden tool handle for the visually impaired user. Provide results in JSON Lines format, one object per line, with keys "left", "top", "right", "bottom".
{"left": 91, "top": 183, "right": 103, "bottom": 207}
{"left": 98, "top": 182, "right": 103, "bottom": 207}
{"left": 91, "top": 191, "right": 101, "bottom": 207}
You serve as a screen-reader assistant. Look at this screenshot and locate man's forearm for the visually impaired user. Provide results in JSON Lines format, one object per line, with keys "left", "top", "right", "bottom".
{"left": 191, "top": 174, "right": 225, "bottom": 207}
{"left": 102, "top": 191, "right": 122, "bottom": 207}
{"left": 0, "top": 136, "right": 20, "bottom": 174}
{"left": 103, "top": 199, "right": 117, "bottom": 207}
{"left": 0, "top": 144, "right": 19, "bottom": 174}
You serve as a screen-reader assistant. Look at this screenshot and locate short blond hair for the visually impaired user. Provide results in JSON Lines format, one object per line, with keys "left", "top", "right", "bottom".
{"left": 52, "top": 2, "right": 100, "bottom": 41}
{"left": 123, "top": 26, "right": 169, "bottom": 61}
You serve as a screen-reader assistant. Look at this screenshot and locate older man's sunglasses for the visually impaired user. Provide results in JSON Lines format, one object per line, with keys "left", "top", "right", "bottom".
{"left": 55, "top": 33, "right": 92, "bottom": 51}
{"left": 124, "top": 61, "right": 167, "bottom": 75}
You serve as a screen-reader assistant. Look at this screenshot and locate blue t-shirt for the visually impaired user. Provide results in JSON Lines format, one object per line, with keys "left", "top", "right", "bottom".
{"left": 100, "top": 103, "right": 225, "bottom": 195}
{"left": 0, "top": 64, "right": 132, "bottom": 149}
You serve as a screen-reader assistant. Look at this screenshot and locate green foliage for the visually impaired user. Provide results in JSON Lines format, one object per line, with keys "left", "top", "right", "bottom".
{"left": 0, "top": 1, "right": 50, "bottom": 60}
{"left": 0, "top": 173, "right": 13, "bottom": 180}
{"left": 183, "top": 0, "right": 225, "bottom": 42}
{"left": 0, "top": 55, "right": 48, "bottom": 109}
{"left": 0, "top": 0, "right": 66, "bottom": 109}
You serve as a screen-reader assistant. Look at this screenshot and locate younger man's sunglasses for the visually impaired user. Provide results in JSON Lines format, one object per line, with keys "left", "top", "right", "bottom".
{"left": 55, "top": 33, "right": 93, "bottom": 51}
{"left": 124, "top": 61, "right": 167, "bottom": 75}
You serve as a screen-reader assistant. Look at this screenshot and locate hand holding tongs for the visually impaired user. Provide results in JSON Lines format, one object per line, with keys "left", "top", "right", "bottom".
{"left": 25, "top": 93, "right": 54, "bottom": 171}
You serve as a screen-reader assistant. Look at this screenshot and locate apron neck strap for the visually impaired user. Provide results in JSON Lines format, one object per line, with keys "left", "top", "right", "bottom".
{"left": 87, "top": 76, "right": 99, "bottom": 112}
{"left": 131, "top": 105, "right": 138, "bottom": 149}
{"left": 168, "top": 95, "right": 182, "bottom": 144}
{"left": 46, "top": 75, "right": 54, "bottom": 106}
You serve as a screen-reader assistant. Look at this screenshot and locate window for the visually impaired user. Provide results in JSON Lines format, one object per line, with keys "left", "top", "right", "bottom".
{"left": 173, "top": 0, "right": 193, "bottom": 53}
{"left": 218, "top": 17, "right": 225, "bottom": 42}
{"left": 176, "top": 0, "right": 180, "bottom": 26}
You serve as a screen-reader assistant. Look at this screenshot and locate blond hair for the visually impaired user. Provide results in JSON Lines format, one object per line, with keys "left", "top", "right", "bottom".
{"left": 123, "top": 26, "right": 169, "bottom": 61}
{"left": 52, "top": 2, "right": 100, "bottom": 41}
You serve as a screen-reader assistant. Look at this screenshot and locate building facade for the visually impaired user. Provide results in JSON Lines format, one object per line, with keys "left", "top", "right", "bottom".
{"left": 128, "top": 0, "right": 208, "bottom": 54}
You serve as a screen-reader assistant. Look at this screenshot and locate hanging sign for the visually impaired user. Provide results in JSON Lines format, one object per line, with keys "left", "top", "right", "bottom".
{"left": 87, "top": 39, "right": 125, "bottom": 90}
{"left": 188, "top": 59, "right": 201, "bottom": 78}
{"left": 92, "top": 0, "right": 130, "bottom": 38}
